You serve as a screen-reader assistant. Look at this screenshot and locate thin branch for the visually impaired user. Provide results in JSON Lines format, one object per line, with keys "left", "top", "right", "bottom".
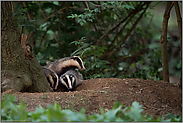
{"left": 85, "top": 1, "right": 90, "bottom": 10}
{"left": 27, "top": 7, "right": 67, "bottom": 42}
{"left": 173, "top": 1, "right": 182, "bottom": 51}
{"left": 94, "top": 2, "right": 147, "bottom": 45}
{"left": 116, "top": 3, "right": 150, "bottom": 50}
{"left": 23, "top": 1, "right": 34, "bottom": 43}
{"left": 147, "top": 15, "right": 154, "bottom": 29}
{"left": 35, "top": 2, "right": 61, "bottom": 54}
{"left": 160, "top": 2, "right": 173, "bottom": 44}
{"left": 173, "top": 1, "right": 182, "bottom": 86}
{"left": 11, "top": 1, "right": 15, "bottom": 13}
{"left": 150, "top": 1, "right": 162, "bottom": 9}
{"left": 122, "top": 2, "right": 150, "bottom": 46}
{"left": 89, "top": 1, "right": 103, "bottom": 7}
{"left": 37, "top": 7, "right": 67, "bottom": 29}
{"left": 53, "top": 31, "right": 60, "bottom": 47}
{"left": 55, "top": 11, "right": 65, "bottom": 26}
{"left": 92, "top": 22, "right": 98, "bottom": 33}
{"left": 111, "top": 12, "right": 136, "bottom": 45}
{"left": 21, "top": 24, "right": 24, "bottom": 36}
{"left": 102, "top": 2, "right": 150, "bottom": 60}
{"left": 89, "top": 1, "right": 114, "bottom": 8}
{"left": 36, "top": 2, "right": 46, "bottom": 18}
{"left": 166, "top": 2, "right": 174, "bottom": 15}
{"left": 23, "top": 2, "right": 32, "bottom": 20}
{"left": 94, "top": 14, "right": 132, "bottom": 45}
{"left": 98, "top": 1, "right": 106, "bottom": 32}
{"left": 39, "top": 27, "right": 48, "bottom": 48}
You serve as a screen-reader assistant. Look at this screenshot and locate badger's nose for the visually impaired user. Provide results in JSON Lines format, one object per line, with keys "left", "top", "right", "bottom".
{"left": 69, "top": 87, "right": 73, "bottom": 90}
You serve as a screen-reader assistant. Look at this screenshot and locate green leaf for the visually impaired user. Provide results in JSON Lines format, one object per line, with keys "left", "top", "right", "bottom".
{"left": 53, "top": 102, "right": 61, "bottom": 111}
{"left": 89, "top": 114, "right": 104, "bottom": 122}
{"left": 112, "top": 101, "right": 121, "bottom": 109}
{"left": 62, "top": 110, "right": 87, "bottom": 122}
{"left": 164, "top": 113, "right": 182, "bottom": 122}
{"left": 124, "top": 101, "right": 144, "bottom": 121}
{"left": 121, "top": 4, "right": 135, "bottom": 10}
{"left": 47, "top": 107, "right": 66, "bottom": 122}
{"left": 104, "top": 105, "right": 122, "bottom": 121}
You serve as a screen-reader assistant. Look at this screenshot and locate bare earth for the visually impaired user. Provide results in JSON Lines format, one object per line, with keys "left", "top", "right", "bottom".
{"left": 2, "top": 78, "right": 182, "bottom": 118}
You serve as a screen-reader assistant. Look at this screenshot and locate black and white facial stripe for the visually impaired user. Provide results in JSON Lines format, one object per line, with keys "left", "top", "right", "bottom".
{"left": 61, "top": 74, "right": 76, "bottom": 90}
{"left": 60, "top": 69, "right": 83, "bottom": 91}
{"left": 42, "top": 67, "right": 59, "bottom": 91}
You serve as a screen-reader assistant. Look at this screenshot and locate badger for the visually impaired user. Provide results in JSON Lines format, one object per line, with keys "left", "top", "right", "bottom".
{"left": 42, "top": 67, "right": 59, "bottom": 91}
{"left": 60, "top": 69, "right": 83, "bottom": 91}
{"left": 44, "top": 56, "right": 86, "bottom": 77}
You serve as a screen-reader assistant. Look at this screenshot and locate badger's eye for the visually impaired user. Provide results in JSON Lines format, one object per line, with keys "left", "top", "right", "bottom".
{"left": 69, "top": 76, "right": 74, "bottom": 81}
{"left": 63, "top": 76, "right": 67, "bottom": 82}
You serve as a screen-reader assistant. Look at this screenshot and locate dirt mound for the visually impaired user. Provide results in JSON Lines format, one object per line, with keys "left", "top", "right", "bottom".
{"left": 2, "top": 78, "right": 182, "bottom": 118}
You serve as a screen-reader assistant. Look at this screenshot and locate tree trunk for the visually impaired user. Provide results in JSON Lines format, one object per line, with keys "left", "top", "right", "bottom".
{"left": 160, "top": 2, "right": 173, "bottom": 82}
{"left": 173, "top": 1, "right": 182, "bottom": 87}
{"left": 1, "top": 1, "right": 53, "bottom": 92}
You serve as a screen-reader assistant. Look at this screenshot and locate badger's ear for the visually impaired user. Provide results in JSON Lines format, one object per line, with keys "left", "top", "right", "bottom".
{"left": 44, "top": 56, "right": 86, "bottom": 76}
{"left": 42, "top": 67, "right": 59, "bottom": 91}
{"left": 72, "top": 56, "right": 86, "bottom": 71}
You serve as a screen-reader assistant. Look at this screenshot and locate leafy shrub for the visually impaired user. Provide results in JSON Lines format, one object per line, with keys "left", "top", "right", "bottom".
{"left": 1, "top": 94, "right": 182, "bottom": 122}
{"left": 13, "top": 1, "right": 181, "bottom": 81}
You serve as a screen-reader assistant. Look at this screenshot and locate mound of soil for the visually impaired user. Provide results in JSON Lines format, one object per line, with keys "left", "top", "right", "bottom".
{"left": 2, "top": 78, "right": 182, "bottom": 118}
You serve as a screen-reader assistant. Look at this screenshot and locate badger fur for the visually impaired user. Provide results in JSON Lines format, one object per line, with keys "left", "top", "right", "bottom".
{"left": 44, "top": 56, "right": 85, "bottom": 77}
{"left": 60, "top": 69, "right": 83, "bottom": 91}
{"left": 42, "top": 67, "right": 59, "bottom": 91}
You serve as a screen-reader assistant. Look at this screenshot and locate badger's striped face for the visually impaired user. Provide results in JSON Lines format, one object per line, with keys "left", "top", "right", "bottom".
{"left": 47, "top": 74, "right": 58, "bottom": 90}
{"left": 72, "top": 56, "right": 86, "bottom": 71}
{"left": 42, "top": 67, "right": 59, "bottom": 91}
{"left": 60, "top": 74, "right": 76, "bottom": 90}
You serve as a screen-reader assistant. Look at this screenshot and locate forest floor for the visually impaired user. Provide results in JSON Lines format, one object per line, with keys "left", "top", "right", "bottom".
{"left": 2, "top": 78, "right": 182, "bottom": 118}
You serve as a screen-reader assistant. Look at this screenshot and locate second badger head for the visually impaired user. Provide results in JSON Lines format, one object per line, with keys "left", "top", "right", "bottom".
{"left": 42, "top": 67, "right": 59, "bottom": 91}
{"left": 60, "top": 74, "right": 76, "bottom": 91}
{"left": 60, "top": 69, "right": 83, "bottom": 91}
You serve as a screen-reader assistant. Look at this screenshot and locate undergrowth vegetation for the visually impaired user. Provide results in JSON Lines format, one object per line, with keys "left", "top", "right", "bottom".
{"left": 1, "top": 95, "right": 182, "bottom": 122}
{"left": 13, "top": 1, "right": 181, "bottom": 81}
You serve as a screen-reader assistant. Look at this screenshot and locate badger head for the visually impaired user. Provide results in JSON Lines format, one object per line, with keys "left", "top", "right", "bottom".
{"left": 52, "top": 56, "right": 86, "bottom": 76}
{"left": 42, "top": 67, "right": 59, "bottom": 91}
{"left": 60, "top": 74, "right": 76, "bottom": 91}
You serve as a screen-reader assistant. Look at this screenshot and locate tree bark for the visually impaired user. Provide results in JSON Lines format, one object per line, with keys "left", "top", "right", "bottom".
{"left": 1, "top": 1, "right": 53, "bottom": 92}
{"left": 173, "top": 1, "right": 182, "bottom": 87}
{"left": 160, "top": 2, "right": 173, "bottom": 82}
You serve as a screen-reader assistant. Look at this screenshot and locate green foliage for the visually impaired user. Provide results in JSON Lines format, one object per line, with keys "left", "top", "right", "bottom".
{"left": 1, "top": 95, "right": 182, "bottom": 122}
{"left": 1, "top": 95, "right": 28, "bottom": 122}
{"left": 13, "top": 1, "right": 181, "bottom": 80}
{"left": 67, "top": 8, "right": 100, "bottom": 26}
{"left": 70, "top": 38, "right": 111, "bottom": 79}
